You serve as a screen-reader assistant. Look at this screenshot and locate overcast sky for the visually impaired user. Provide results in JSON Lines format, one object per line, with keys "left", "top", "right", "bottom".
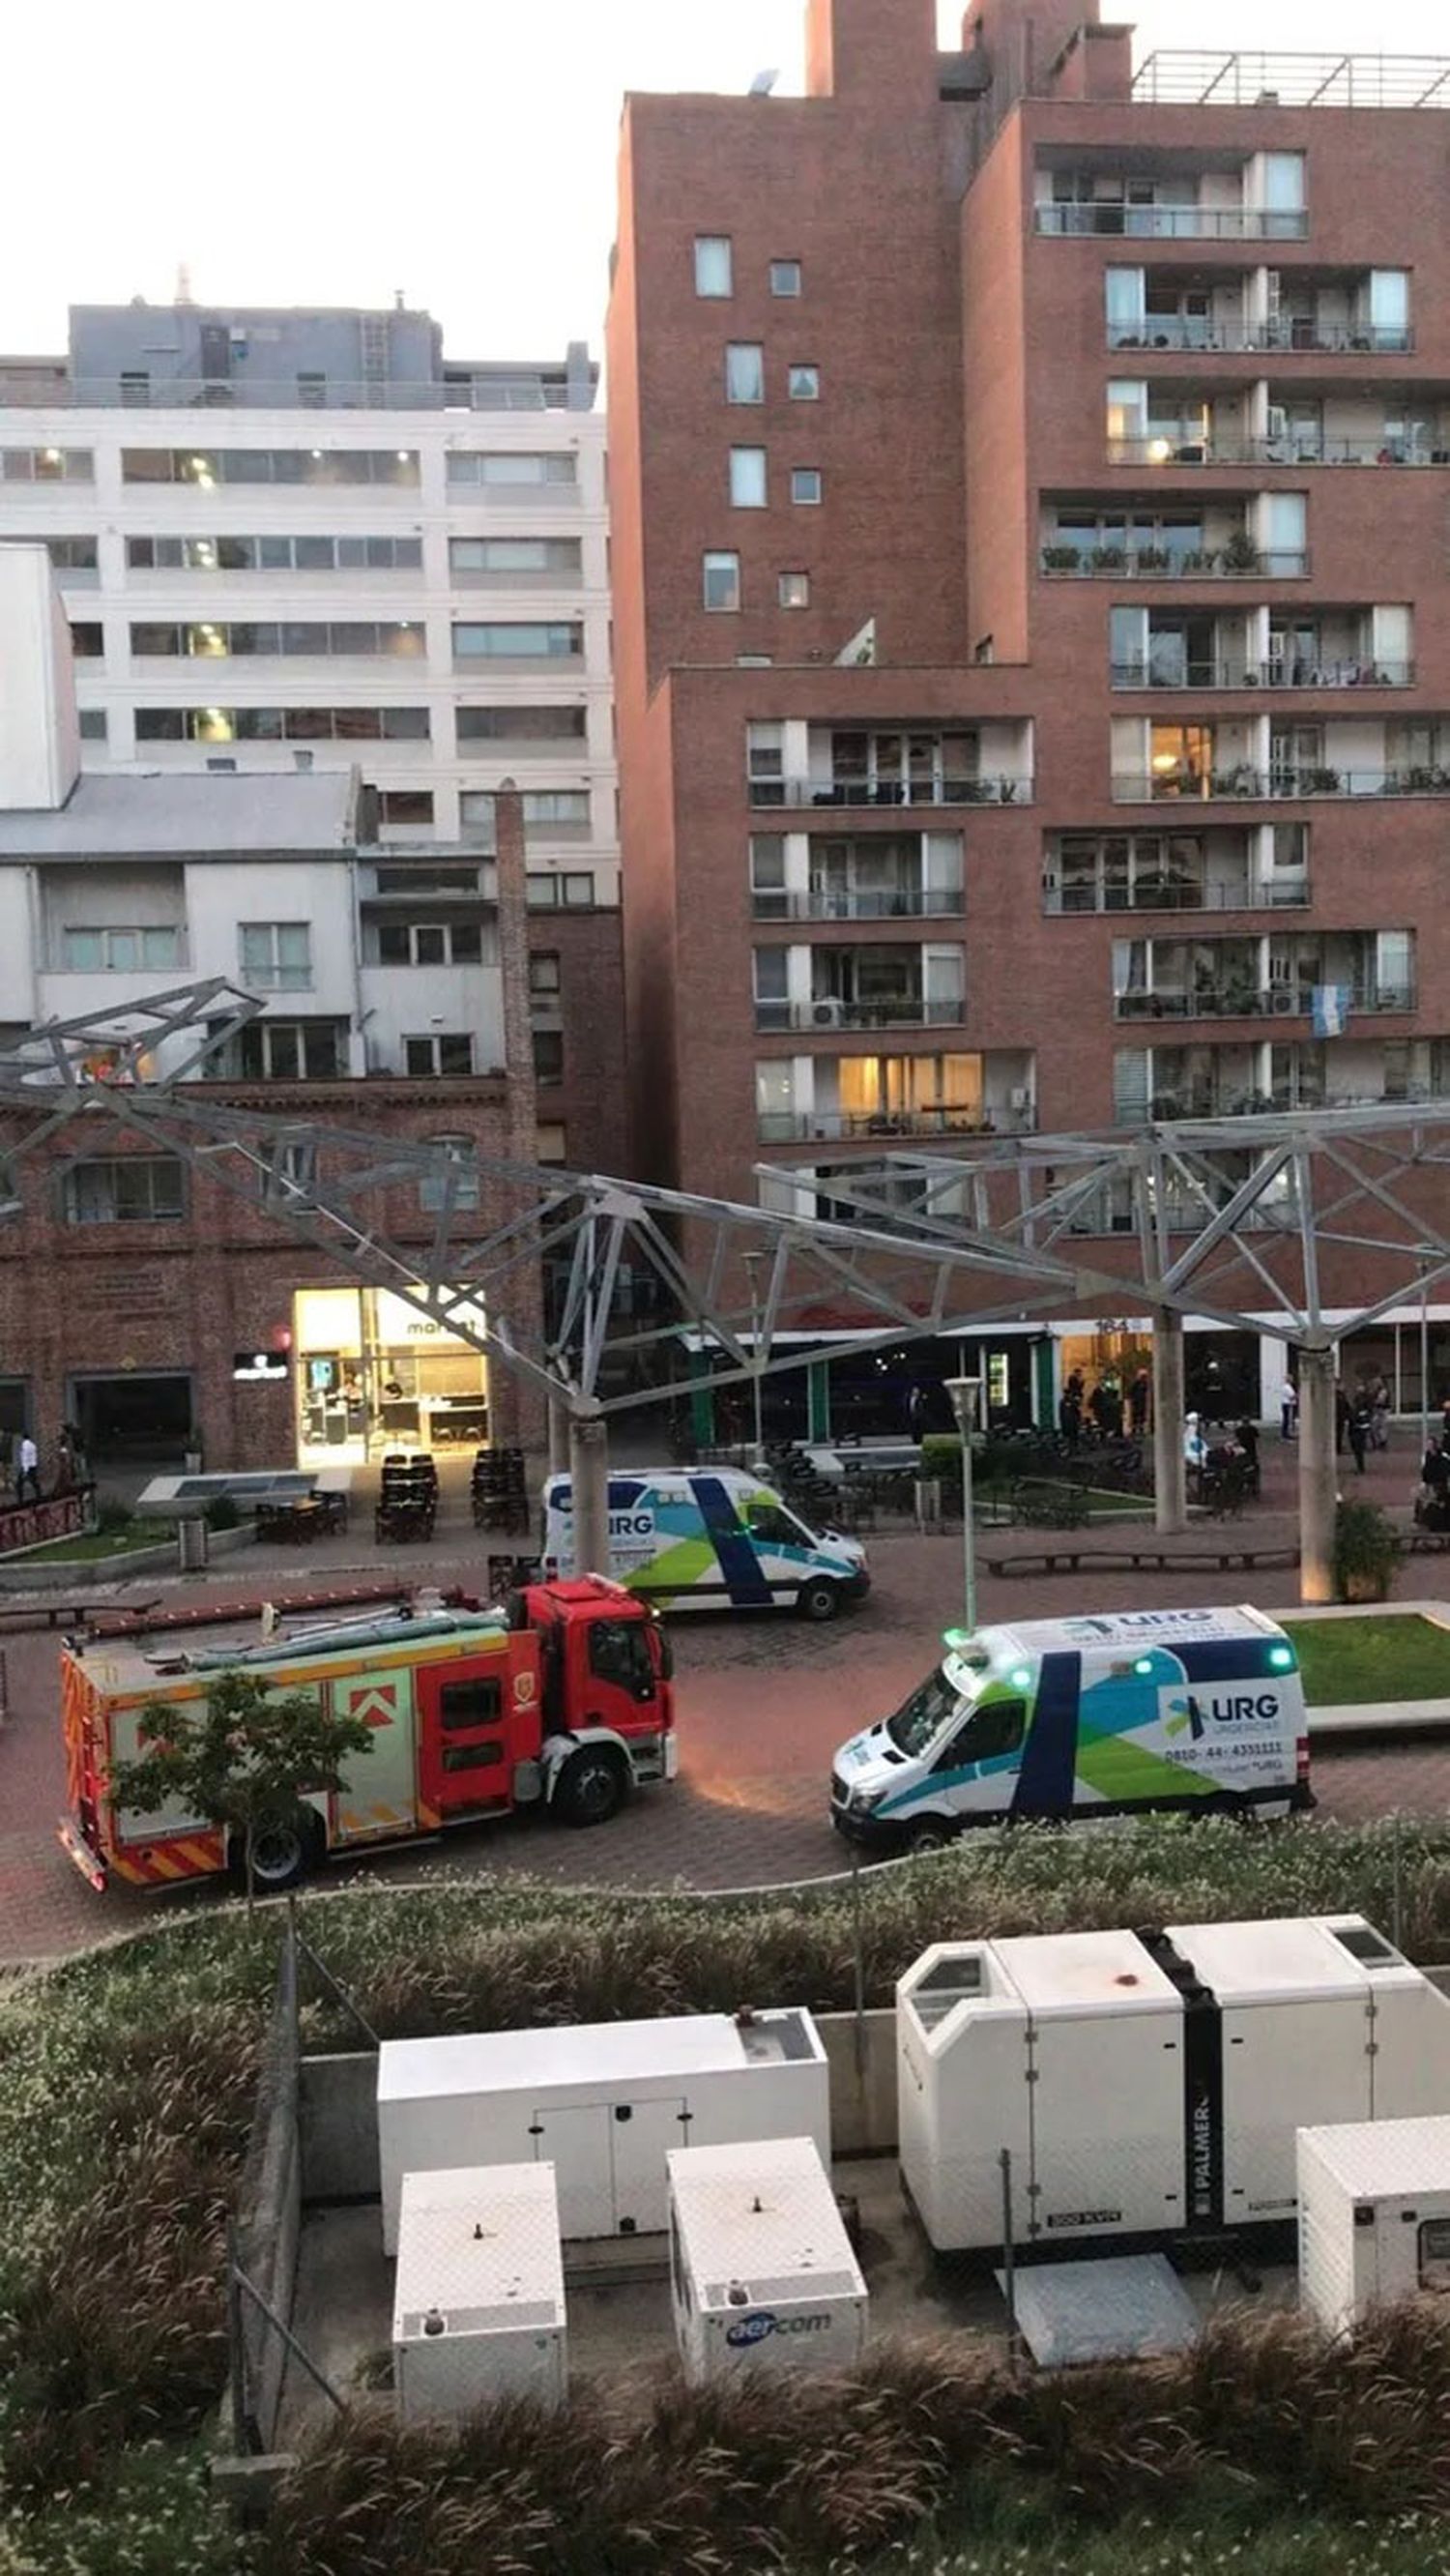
{"left": 2, "top": 0, "right": 1440, "bottom": 362}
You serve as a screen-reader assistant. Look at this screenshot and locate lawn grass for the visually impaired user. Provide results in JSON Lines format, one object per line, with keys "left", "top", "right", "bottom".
{"left": 1285, "top": 1613, "right": 1450, "bottom": 1708}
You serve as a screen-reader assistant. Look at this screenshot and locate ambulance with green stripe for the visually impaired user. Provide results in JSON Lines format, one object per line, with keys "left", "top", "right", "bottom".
{"left": 830, "top": 1605, "right": 1310, "bottom": 1850}
{"left": 542, "top": 1467, "right": 869, "bottom": 1619}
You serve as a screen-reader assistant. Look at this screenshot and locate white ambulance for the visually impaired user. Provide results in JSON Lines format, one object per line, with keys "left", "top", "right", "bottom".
{"left": 542, "top": 1466, "right": 869, "bottom": 1619}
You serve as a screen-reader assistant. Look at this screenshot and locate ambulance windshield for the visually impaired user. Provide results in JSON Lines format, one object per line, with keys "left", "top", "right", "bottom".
{"left": 887, "top": 1659, "right": 977, "bottom": 1757}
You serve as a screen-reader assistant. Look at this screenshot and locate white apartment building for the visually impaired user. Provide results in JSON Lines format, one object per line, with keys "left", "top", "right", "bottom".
{"left": 0, "top": 301, "right": 618, "bottom": 910}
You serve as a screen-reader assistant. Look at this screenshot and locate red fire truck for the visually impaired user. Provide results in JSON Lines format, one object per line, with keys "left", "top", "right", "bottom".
{"left": 58, "top": 1577, "right": 675, "bottom": 1895}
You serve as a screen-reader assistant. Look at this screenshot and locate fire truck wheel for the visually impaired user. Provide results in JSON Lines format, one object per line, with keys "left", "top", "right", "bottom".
{"left": 237, "top": 1812, "right": 320, "bottom": 1892}
{"left": 555, "top": 1744, "right": 629, "bottom": 1828}
{"left": 797, "top": 1578, "right": 842, "bottom": 1623}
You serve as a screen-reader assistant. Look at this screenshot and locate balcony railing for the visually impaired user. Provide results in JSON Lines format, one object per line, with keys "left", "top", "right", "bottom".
{"left": 1119, "top": 1082, "right": 1446, "bottom": 1124}
{"left": 754, "top": 996, "right": 967, "bottom": 1033}
{"left": 751, "top": 774, "right": 1030, "bottom": 810}
{"left": 1114, "top": 764, "right": 1450, "bottom": 803}
{"left": 758, "top": 1103, "right": 1033, "bottom": 1144}
{"left": 1109, "top": 322, "right": 1412, "bottom": 355}
{"left": 750, "top": 887, "right": 966, "bottom": 921}
{"left": 1111, "top": 659, "right": 1413, "bottom": 690}
{"left": 1115, "top": 979, "right": 1415, "bottom": 1022}
{"left": 1037, "top": 204, "right": 1307, "bottom": 240}
{"left": 1044, "top": 876, "right": 1311, "bottom": 914}
{"left": 1109, "top": 435, "right": 1450, "bottom": 468}
{"left": 1041, "top": 543, "right": 1309, "bottom": 577}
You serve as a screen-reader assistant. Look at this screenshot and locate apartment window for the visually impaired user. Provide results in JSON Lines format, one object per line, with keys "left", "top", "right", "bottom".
{"left": 778, "top": 571, "right": 811, "bottom": 608}
{"left": 68, "top": 624, "right": 102, "bottom": 660}
{"left": 372, "top": 863, "right": 479, "bottom": 893}
{"left": 377, "top": 790, "right": 434, "bottom": 827}
{"left": 726, "top": 343, "right": 765, "bottom": 403}
{"left": 445, "top": 451, "right": 577, "bottom": 486}
{"left": 240, "top": 922, "right": 312, "bottom": 991}
{"left": 46, "top": 537, "right": 98, "bottom": 570}
{"left": 788, "top": 364, "right": 820, "bottom": 400}
{"left": 374, "top": 922, "right": 484, "bottom": 966}
{"left": 769, "top": 259, "right": 802, "bottom": 298}
{"left": 61, "top": 926, "right": 180, "bottom": 973}
{"left": 536, "top": 1122, "right": 567, "bottom": 1163}
{"left": 121, "top": 448, "right": 420, "bottom": 487}
{"left": 451, "top": 621, "right": 583, "bottom": 659}
{"left": 791, "top": 467, "right": 823, "bottom": 506}
{"left": 525, "top": 871, "right": 596, "bottom": 908}
{"left": 730, "top": 448, "right": 768, "bottom": 508}
{"left": 529, "top": 952, "right": 562, "bottom": 996}
{"left": 703, "top": 549, "right": 741, "bottom": 611}
{"left": 746, "top": 721, "right": 786, "bottom": 803}
{"left": 237, "top": 1019, "right": 343, "bottom": 1081}
{"left": 533, "top": 1029, "right": 565, "bottom": 1080}
{"left": 694, "top": 236, "right": 733, "bottom": 297}
{"left": 1, "top": 447, "right": 92, "bottom": 482}
{"left": 455, "top": 707, "right": 586, "bottom": 747}
{"left": 449, "top": 535, "right": 582, "bottom": 575}
{"left": 749, "top": 835, "right": 788, "bottom": 916}
{"left": 127, "top": 533, "right": 421, "bottom": 572}
{"left": 130, "top": 619, "right": 423, "bottom": 659}
{"left": 524, "top": 790, "right": 591, "bottom": 832}
{"left": 419, "top": 1136, "right": 480, "bottom": 1213}
{"left": 77, "top": 710, "right": 106, "bottom": 742}
{"left": 405, "top": 1033, "right": 475, "bottom": 1076}
{"left": 135, "top": 706, "right": 430, "bottom": 744}
{"left": 63, "top": 1156, "right": 185, "bottom": 1224}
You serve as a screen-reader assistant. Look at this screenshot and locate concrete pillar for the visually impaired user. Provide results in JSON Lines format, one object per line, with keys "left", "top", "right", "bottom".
{"left": 807, "top": 1359, "right": 832, "bottom": 1444}
{"left": 567, "top": 1409, "right": 611, "bottom": 1580}
{"left": 546, "top": 1397, "right": 570, "bottom": 1476}
{"left": 1151, "top": 1308, "right": 1186, "bottom": 1535}
{"left": 1296, "top": 1342, "right": 1339, "bottom": 1606}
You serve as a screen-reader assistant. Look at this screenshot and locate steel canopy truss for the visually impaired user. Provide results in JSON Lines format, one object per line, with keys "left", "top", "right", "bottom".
{"left": 776, "top": 1103, "right": 1450, "bottom": 1352}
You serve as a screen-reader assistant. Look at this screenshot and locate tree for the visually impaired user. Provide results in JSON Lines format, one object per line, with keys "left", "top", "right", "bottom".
{"left": 108, "top": 1667, "right": 375, "bottom": 1914}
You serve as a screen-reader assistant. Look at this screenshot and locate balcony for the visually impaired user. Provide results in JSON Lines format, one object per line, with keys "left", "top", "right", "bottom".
{"left": 1042, "top": 541, "right": 1308, "bottom": 578}
{"left": 758, "top": 1102, "right": 1032, "bottom": 1143}
{"left": 755, "top": 995, "right": 967, "bottom": 1034}
{"left": 750, "top": 885, "right": 965, "bottom": 922}
{"left": 753, "top": 774, "right": 1028, "bottom": 811}
{"left": 1046, "top": 875, "right": 1309, "bottom": 914}
{"left": 1114, "top": 764, "right": 1450, "bottom": 803}
{"left": 1044, "top": 825, "right": 1309, "bottom": 918}
{"left": 1039, "top": 203, "right": 1306, "bottom": 241}
{"left": 1109, "top": 319, "right": 1412, "bottom": 356}
{"left": 1115, "top": 980, "right": 1415, "bottom": 1022}
{"left": 1110, "top": 425, "right": 1450, "bottom": 469}
{"left": 1111, "top": 658, "right": 1413, "bottom": 691}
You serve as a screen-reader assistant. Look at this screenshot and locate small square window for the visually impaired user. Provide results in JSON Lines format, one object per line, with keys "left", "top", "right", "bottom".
{"left": 725, "top": 343, "right": 765, "bottom": 403}
{"left": 778, "top": 571, "right": 811, "bottom": 608}
{"left": 791, "top": 467, "right": 823, "bottom": 506}
{"left": 788, "top": 364, "right": 820, "bottom": 399}
{"left": 536, "top": 1122, "right": 567, "bottom": 1163}
{"left": 703, "top": 550, "right": 740, "bottom": 612}
{"left": 563, "top": 872, "right": 595, "bottom": 907}
{"left": 730, "top": 447, "right": 768, "bottom": 508}
{"left": 769, "top": 259, "right": 802, "bottom": 298}
{"left": 694, "top": 236, "right": 733, "bottom": 297}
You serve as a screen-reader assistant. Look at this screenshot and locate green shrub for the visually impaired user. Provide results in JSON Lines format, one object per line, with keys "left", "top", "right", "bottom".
{"left": 203, "top": 1495, "right": 241, "bottom": 1533}
{"left": 94, "top": 1497, "right": 134, "bottom": 1536}
{"left": 1335, "top": 1499, "right": 1401, "bottom": 1602}
{"left": 917, "top": 1433, "right": 963, "bottom": 1482}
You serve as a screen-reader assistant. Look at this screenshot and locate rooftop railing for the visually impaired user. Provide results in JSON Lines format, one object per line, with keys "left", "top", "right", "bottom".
{"left": 1130, "top": 52, "right": 1450, "bottom": 109}
{"left": 0, "top": 377, "right": 582, "bottom": 414}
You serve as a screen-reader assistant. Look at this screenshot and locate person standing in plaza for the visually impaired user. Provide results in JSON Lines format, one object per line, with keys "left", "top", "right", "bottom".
{"left": 14, "top": 1432, "right": 39, "bottom": 1505}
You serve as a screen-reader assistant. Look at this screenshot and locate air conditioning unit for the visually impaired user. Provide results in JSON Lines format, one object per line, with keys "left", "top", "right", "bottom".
{"left": 810, "top": 998, "right": 846, "bottom": 1028}
{"left": 1270, "top": 986, "right": 1296, "bottom": 1014}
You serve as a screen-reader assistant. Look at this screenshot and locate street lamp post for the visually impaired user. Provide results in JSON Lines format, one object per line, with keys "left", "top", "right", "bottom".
{"left": 944, "top": 1374, "right": 983, "bottom": 1636}
{"left": 742, "top": 1251, "right": 766, "bottom": 1467}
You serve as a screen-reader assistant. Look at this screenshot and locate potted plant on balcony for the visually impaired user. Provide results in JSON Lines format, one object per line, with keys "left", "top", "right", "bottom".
{"left": 1221, "top": 528, "right": 1262, "bottom": 573}
{"left": 1090, "top": 543, "right": 1127, "bottom": 571}
{"left": 1179, "top": 547, "right": 1218, "bottom": 573}
{"left": 1305, "top": 765, "right": 1343, "bottom": 793}
{"left": 1041, "top": 543, "right": 1083, "bottom": 571}
{"left": 1134, "top": 544, "right": 1171, "bottom": 572}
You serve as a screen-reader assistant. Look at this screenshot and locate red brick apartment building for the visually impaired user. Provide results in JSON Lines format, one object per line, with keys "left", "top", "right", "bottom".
{"left": 607, "top": 0, "right": 1450, "bottom": 1434}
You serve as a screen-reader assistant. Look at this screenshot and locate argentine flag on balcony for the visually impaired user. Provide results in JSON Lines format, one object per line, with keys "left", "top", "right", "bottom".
{"left": 1312, "top": 985, "right": 1350, "bottom": 1039}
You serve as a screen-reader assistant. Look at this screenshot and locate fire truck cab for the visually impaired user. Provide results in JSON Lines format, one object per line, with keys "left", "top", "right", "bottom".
{"left": 59, "top": 1576, "right": 675, "bottom": 1896}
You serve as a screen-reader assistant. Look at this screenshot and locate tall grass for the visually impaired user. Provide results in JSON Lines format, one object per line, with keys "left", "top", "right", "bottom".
{"left": 266, "top": 2308, "right": 1450, "bottom": 2574}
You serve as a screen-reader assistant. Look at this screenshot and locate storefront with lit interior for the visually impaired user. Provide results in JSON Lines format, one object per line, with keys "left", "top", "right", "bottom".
{"left": 292, "top": 1287, "right": 490, "bottom": 1465}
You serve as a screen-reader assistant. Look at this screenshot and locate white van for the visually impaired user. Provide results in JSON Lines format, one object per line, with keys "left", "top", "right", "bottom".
{"left": 542, "top": 1466, "right": 869, "bottom": 1619}
{"left": 831, "top": 1604, "right": 1310, "bottom": 1850}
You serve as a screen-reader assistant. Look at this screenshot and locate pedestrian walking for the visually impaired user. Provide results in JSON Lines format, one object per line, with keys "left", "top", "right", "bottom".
{"left": 1280, "top": 1379, "right": 1298, "bottom": 1439}
{"left": 1336, "top": 1386, "right": 1351, "bottom": 1455}
{"left": 1368, "top": 1372, "right": 1391, "bottom": 1452}
{"left": 1128, "top": 1366, "right": 1151, "bottom": 1441}
{"left": 1348, "top": 1392, "right": 1370, "bottom": 1476}
{"left": 1183, "top": 1409, "right": 1208, "bottom": 1500}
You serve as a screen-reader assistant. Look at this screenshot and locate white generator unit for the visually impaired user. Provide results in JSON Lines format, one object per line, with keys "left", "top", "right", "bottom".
{"left": 378, "top": 2007, "right": 829, "bottom": 2254}
{"left": 668, "top": 2136, "right": 867, "bottom": 2385}
{"left": 392, "top": 2163, "right": 566, "bottom": 2420}
{"left": 1298, "top": 2115, "right": 1450, "bottom": 2338}
{"left": 898, "top": 1915, "right": 1450, "bottom": 2254}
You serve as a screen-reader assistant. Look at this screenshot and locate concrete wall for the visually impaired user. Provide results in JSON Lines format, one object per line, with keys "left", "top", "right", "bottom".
{"left": 0, "top": 545, "right": 78, "bottom": 812}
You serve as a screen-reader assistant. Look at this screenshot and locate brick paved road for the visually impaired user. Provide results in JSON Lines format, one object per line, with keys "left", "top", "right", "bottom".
{"left": 3, "top": 1436, "right": 1448, "bottom": 1965}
